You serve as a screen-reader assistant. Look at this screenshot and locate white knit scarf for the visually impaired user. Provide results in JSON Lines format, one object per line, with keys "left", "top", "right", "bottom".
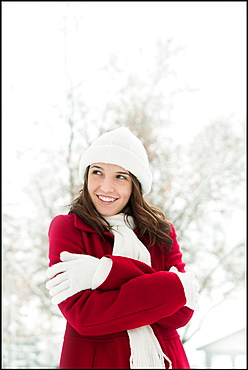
{"left": 103, "top": 213, "right": 172, "bottom": 369}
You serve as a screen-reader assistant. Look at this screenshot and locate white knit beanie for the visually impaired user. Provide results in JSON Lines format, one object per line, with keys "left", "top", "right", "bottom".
{"left": 79, "top": 127, "right": 152, "bottom": 196}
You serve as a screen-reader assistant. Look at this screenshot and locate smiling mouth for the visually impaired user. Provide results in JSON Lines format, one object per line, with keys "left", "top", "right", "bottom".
{"left": 97, "top": 195, "right": 118, "bottom": 204}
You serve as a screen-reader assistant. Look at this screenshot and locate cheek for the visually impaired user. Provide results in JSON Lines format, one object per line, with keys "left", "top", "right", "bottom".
{"left": 123, "top": 184, "right": 132, "bottom": 200}
{"left": 87, "top": 178, "right": 97, "bottom": 195}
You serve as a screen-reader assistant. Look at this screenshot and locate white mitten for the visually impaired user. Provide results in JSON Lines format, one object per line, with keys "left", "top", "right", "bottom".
{"left": 169, "top": 266, "right": 200, "bottom": 311}
{"left": 46, "top": 251, "right": 100, "bottom": 305}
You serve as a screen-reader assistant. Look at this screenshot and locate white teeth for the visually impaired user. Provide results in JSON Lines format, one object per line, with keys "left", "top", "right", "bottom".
{"left": 98, "top": 196, "right": 116, "bottom": 202}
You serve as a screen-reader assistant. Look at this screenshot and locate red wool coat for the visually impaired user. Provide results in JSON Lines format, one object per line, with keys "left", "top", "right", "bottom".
{"left": 47, "top": 213, "right": 194, "bottom": 369}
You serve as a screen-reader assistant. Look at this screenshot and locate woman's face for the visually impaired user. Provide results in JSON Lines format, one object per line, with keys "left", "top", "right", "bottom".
{"left": 88, "top": 163, "right": 132, "bottom": 217}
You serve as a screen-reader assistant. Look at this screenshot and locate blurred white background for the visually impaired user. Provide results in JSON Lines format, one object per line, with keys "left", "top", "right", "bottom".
{"left": 2, "top": 2, "right": 246, "bottom": 368}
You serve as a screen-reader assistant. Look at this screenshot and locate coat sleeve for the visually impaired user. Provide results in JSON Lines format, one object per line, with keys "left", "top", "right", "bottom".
{"left": 154, "top": 222, "right": 194, "bottom": 329}
{"left": 163, "top": 222, "right": 187, "bottom": 273}
{"left": 47, "top": 215, "right": 86, "bottom": 266}
{"left": 96, "top": 255, "right": 193, "bottom": 330}
{"left": 155, "top": 306, "right": 193, "bottom": 329}
{"left": 96, "top": 223, "right": 194, "bottom": 330}
{"left": 47, "top": 215, "right": 188, "bottom": 336}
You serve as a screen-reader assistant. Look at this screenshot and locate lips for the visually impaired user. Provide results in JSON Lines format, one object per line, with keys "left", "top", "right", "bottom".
{"left": 97, "top": 195, "right": 118, "bottom": 204}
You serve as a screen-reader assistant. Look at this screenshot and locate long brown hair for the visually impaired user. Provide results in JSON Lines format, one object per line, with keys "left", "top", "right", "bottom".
{"left": 68, "top": 166, "right": 173, "bottom": 251}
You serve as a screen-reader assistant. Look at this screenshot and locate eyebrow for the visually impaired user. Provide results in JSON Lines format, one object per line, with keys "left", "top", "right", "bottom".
{"left": 90, "top": 165, "right": 130, "bottom": 176}
{"left": 90, "top": 165, "right": 104, "bottom": 170}
{"left": 117, "top": 171, "right": 130, "bottom": 176}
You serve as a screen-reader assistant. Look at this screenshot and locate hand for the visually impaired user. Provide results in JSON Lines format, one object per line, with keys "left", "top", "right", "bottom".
{"left": 169, "top": 266, "right": 200, "bottom": 311}
{"left": 46, "top": 251, "right": 100, "bottom": 305}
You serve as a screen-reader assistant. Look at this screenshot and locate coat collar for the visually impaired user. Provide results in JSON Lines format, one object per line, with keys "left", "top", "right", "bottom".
{"left": 71, "top": 212, "right": 101, "bottom": 233}
{"left": 71, "top": 212, "right": 113, "bottom": 236}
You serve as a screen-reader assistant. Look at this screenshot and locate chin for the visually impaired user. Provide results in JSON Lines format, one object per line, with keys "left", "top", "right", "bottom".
{"left": 100, "top": 210, "right": 120, "bottom": 217}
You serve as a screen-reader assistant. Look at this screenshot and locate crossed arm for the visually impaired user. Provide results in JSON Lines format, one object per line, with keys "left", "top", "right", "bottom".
{"left": 46, "top": 215, "right": 199, "bottom": 336}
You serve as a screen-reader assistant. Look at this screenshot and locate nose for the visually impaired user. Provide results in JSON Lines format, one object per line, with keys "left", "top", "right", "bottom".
{"left": 99, "top": 177, "right": 115, "bottom": 193}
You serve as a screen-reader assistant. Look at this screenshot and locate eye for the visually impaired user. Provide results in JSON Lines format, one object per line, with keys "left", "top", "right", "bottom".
{"left": 117, "top": 174, "right": 127, "bottom": 180}
{"left": 92, "top": 170, "right": 102, "bottom": 175}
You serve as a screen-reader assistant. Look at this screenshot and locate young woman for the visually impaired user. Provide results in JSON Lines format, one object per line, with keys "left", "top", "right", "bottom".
{"left": 46, "top": 126, "right": 199, "bottom": 369}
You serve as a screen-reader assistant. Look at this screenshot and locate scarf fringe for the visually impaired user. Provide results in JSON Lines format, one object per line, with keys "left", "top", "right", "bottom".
{"left": 128, "top": 326, "right": 172, "bottom": 369}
